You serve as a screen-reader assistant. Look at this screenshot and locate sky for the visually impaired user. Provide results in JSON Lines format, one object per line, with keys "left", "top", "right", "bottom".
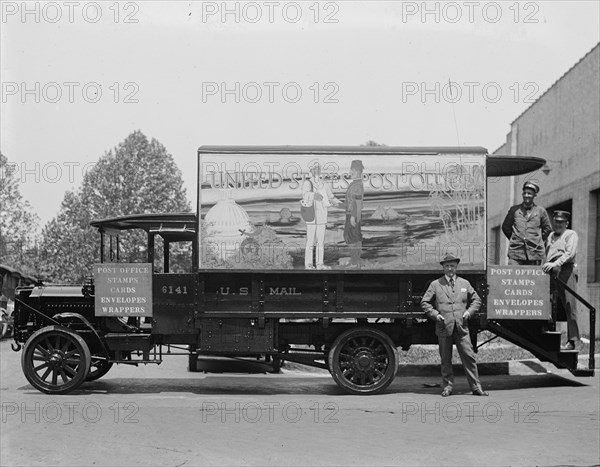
{"left": 1, "top": 0, "right": 599, "bottom": 227}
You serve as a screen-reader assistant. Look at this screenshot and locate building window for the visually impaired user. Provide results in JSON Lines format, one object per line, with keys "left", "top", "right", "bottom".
{"left": 589, "top": 189, "right": 600, "bottom": 283}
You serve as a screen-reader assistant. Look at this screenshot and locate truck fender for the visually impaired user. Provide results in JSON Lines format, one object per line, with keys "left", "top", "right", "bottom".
{"left": 52, "top": 312, "right": 110, "bottom": 360}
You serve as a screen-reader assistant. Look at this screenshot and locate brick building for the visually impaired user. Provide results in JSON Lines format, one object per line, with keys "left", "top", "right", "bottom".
{"left": 488, "top": 43, "right": 600, "bottom": 334}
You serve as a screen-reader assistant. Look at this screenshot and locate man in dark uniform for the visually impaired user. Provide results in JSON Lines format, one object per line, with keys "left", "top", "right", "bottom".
{"left": 344, "top": 160, "right": 364, "bottom": 268}
{"left": 543, "top": 210, "right": 582, "bottom": 350}
{"left": 421, "top": 254, "right": 488, "bottom": 397}
{"left": 502, "top": 180, "right": 552, "bottom": 265}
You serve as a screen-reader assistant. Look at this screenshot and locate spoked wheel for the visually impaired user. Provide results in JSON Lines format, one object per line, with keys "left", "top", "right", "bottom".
{"left": 21, "top": 326, "right": 91, "bottom": 394}
{"left": 86, "top": 355, "right": 114, "bottom": 381}
{"left": 328, "top": 327, "right": 399, "bottom": 395}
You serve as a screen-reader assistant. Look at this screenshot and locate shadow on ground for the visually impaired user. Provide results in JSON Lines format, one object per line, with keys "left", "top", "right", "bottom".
{"left": 18, "top": 372, "right": 587, "bottom": 397}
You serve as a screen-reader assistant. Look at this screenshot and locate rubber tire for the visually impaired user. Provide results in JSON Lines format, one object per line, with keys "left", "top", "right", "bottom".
{"left": 328, "top": 327, "right": 399, "bottom": 395}
{"left": 21, "top": 325, "right": 91, "bottom": 395}
{"left": 86, "top": 358, "right": 114, "bottom": 381}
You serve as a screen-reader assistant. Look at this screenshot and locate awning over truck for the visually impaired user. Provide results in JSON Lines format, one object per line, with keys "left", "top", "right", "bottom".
{"left": 90, "top": 213, "right": 197, "bottom": 242}
{"left": 486, "top": 155, "right": 546, "bottom": 177}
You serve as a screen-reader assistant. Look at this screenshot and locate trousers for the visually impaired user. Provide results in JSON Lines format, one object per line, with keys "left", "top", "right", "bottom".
{"left": 553, "top": 263, "right": 580, "bottom": 341}
{"left": 305, "top": 223, "right": 326, "bottom": 267}
{"left": 438, "top": 325, "right": 483, "bottom": 392}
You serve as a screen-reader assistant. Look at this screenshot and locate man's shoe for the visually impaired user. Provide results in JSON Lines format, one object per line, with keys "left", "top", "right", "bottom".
{"left": 561, "top": 341, "right": 575, "bottom": 350}
{"left": 472, "top": 388, "right": 489, "bottom": 396}
{"left": 441, "top": 388, "right": 452, "bottom": 397}
{"left": 574, "top": 339, "right": 585, "bottom": 352}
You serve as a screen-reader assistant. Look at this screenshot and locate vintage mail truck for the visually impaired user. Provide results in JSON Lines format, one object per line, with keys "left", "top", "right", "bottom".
{"left": 11, "top": 146, "right": 595, "bottom": 394}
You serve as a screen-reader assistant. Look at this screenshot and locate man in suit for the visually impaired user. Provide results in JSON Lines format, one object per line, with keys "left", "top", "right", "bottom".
{"left": 421, "top": 254, "right": 488, "bottom": 397}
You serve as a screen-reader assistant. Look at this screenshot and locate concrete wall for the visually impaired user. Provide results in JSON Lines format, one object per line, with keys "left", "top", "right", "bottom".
{"left": 488, "top": 44, "right": 600, "bottom": 335}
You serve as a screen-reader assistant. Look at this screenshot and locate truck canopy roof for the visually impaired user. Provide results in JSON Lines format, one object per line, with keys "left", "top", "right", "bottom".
{"left": 198, "top": 145, "right": 489, "bottom": 155}
{"left": 90, "top": 213, "right": 196, "bottom": 241}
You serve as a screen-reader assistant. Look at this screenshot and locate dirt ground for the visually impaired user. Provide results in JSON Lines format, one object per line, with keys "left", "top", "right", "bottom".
{"left": 1, "top": 339, "right": 599, "bottom": 466}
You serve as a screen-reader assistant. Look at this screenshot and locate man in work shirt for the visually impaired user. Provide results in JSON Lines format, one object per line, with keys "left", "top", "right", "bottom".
{"left": 542, "top": 210, "right": 581, "bottom": 350}
{"left": 502, "top": 180, "right": 552, "bottom": 265}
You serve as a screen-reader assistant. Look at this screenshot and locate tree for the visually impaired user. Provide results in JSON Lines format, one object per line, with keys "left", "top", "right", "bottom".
{"left": 0, "top": 152, "right": 40, "bottom": 276}
{"left": 362, "top": 140, "right": 387, "bottom": 147}
{"left": 39, "top": 131, "right": 191, "bottom": 282}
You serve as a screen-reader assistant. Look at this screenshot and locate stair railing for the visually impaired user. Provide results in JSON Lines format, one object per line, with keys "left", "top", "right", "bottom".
{"left": 552, "top": 276, "right": 596, "bottom": 370}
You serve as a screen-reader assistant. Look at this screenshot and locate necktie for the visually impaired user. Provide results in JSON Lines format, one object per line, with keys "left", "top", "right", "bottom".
{"left": 450, "top": 278, "right": 455, "bottom": 290}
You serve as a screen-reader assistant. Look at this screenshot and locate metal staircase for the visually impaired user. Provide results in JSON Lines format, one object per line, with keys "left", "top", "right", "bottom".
{"left": 485, "top": 276, "right": 595, "bottom": 377}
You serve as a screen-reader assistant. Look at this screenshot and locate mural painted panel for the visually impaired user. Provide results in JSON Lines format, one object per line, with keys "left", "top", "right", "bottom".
{"left": 198, "top": 153, "right": 486, "bottom": 270}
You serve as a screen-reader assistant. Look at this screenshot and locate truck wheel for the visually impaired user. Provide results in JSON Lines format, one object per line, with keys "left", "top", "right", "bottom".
{"left": 21, "top": 326, "right": 91, "bottom": 395}
{"left": 86, "top": 356, "right": 113, "bottom": 381}
{"left": 328, "top": 327, "right": 398, "bottom": 395}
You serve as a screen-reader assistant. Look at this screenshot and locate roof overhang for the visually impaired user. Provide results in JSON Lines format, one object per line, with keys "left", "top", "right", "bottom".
{"left": 487, "top": 155, "right": 546, "bottom": 177}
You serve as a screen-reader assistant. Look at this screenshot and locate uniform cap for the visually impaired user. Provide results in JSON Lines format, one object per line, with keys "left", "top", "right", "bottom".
{"left": 553, "top": 210, "right": 570, "bottom": 222}
{"left": 350, "top": 160, "right": 364, "bottom": 172}
{"left": 522, "top": 180, "right": 540, "bottom": 194}
{"left": 440, "top": 254, "right": 461, "bottom": 265}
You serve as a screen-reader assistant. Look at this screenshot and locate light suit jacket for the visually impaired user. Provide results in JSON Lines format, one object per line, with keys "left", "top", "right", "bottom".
{"left": 420, "top": 276, "right": 481, "bottom": 337}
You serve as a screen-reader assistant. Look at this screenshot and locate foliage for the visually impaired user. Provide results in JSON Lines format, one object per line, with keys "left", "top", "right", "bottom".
{"left": 38, "top": 131, "right": 191, "bottom": 282}
{"left": 0, "top": 152, "right": 40, "bottom": 277}
{"left": 199, "top": 220, "right": 228, "bottom": 269}
{"left": 429, "top": 163, "right": 485, "bottom": 237}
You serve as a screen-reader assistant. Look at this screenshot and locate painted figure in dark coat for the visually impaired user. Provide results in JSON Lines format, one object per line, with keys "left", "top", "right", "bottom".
{"left": 344, "top": 160, "right": 364, "bottom": 268}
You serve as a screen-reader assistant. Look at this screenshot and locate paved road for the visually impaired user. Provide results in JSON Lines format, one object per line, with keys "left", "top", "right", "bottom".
{"left": 1, "top": 339, "right": 599, "bottom": 466}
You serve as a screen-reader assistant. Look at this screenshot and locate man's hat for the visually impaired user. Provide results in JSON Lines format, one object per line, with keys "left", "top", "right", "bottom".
{"left": 553, "top": 210, "right": 571, "bottom": 222}
{"left": 350, "top": 160, "right": 364, "bottom": 172}
{"left": 440, "top": 254, "right": 461, "bottom": 265}
{"left": 522, "top": 180, "right": 540, "bottom": 194}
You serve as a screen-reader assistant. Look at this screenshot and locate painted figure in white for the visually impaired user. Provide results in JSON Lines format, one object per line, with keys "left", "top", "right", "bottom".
{"left": 302, "top": 162, "right": 341, "bottom": 269}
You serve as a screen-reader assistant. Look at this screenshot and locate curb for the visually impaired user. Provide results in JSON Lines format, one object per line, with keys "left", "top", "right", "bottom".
{"left": 397, "top": 354, "right": 600, "bottom": 376}
{"left": 398, "top": 362, "right": 509, "bottom": 376}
